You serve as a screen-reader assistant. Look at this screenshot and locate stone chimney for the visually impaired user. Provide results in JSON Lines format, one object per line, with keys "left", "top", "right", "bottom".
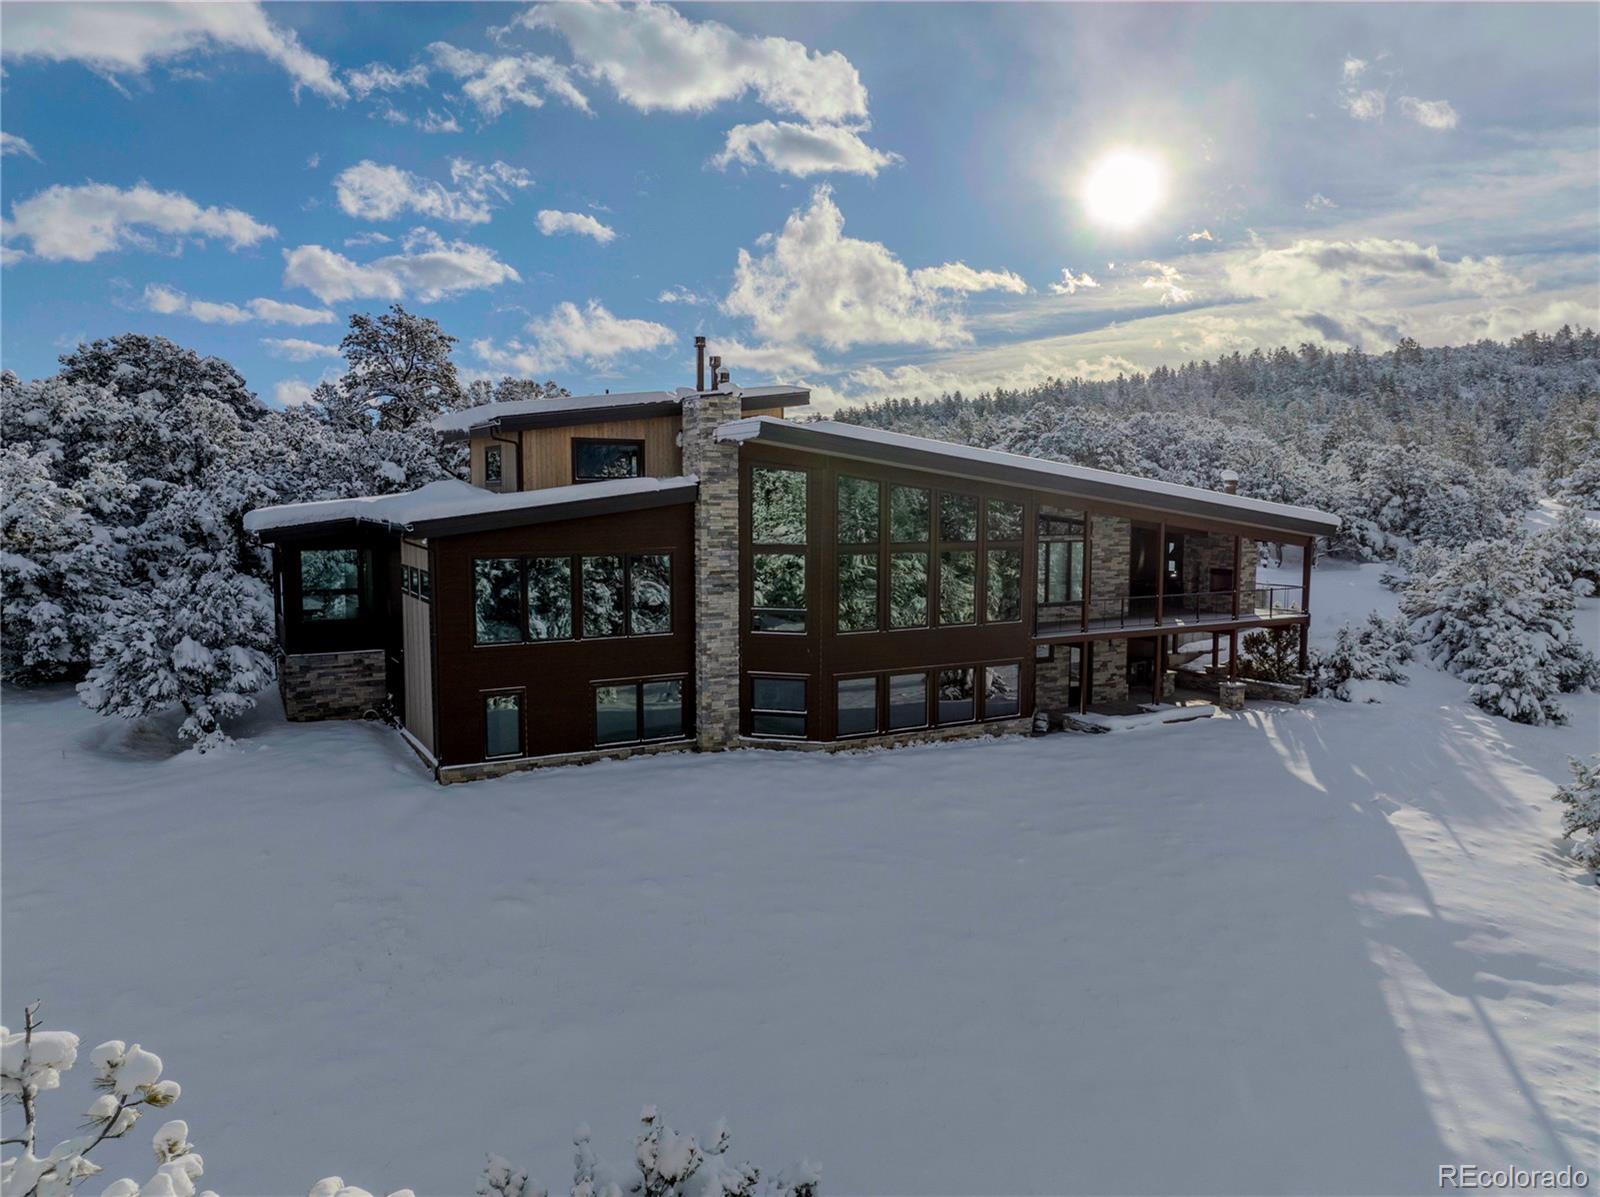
{"left": 1219, "top": 469, "right": 1239, "bottom": 495}
{"left": 680, "top": 382, "right": 744, "bottom": 750}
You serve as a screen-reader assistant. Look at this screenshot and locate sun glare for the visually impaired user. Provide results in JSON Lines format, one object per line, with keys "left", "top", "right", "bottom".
{"left": 1082, "top": 149, "right": 1166, "bottom": 230}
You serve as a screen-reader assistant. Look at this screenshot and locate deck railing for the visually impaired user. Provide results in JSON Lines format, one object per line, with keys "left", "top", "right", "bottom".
{"left": 1034, "top": 584, "right": 1305, "bottom": 635}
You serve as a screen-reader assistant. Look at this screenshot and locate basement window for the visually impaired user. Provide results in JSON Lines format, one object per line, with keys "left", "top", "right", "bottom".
{"left": 750, "top": 675, "right": 807, "bottom": 738}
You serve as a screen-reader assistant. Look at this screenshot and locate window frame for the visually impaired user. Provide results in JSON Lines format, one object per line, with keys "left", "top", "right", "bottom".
{"left": 298, "top": 546, "right": 364, "bottom": 624}
{"left": 571, "top": 437, "right": 646, "bottom": 483}
{"left": 472, "top": 551, "right": 674, "bottom": 647}
{"left": 935, "top": 666, "right": 977, "bottom": 726}
{"left": 591, "top": 674, "right": 689, "bottom": 748}
{"left": 747, "top": 672, "right": 809, "bottom": 740}
{"left": 834, "top": 673, "right": 881, "bottom": 739}
{"left": 483, "top": 443, "right": 505, "bottom": 489}
{"left": 886, "top": 671, "right": 931, "bottom": 732}
{"left": 749, "top": 464, "right": 811, "bottom": 635}
{"left": 981, "top": 661, "right": 1023, "bottom": 721}
{"left": 482, "top": 688, "right": 525, "bottom": 760}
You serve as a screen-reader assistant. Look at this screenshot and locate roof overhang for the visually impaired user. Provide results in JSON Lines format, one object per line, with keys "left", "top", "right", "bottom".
{"left": 436, "top": 387, "right": 811, "bottom": 441}
{"left": 717, "top": 417, "right": 1341, "bottom": 541}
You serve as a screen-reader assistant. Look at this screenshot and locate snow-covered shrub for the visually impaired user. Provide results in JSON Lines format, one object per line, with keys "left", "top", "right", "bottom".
{"left": 1379, "top": 542, "right": 1451, "bottom": 593}
{"left": 1402, "top": 538, "right": 1600, "bottom": 725}
{"left": 1310, "top": 614, "right": 1413, "bottom": 701}
{"left": 1552, "top": 755, "right": 1600, "bottom": 874}
{"left": 322, "top": 1108, "right": 820, "bottom": 1197}
{"left": 1534, "top": 505, "right": 1600, "bottom": 597}
{"left": 1238, "top": 627, "right": 1302, "bottom": 683}
{"left": 77, "top": 563, "right": 275, "bottom": 750}
{"left": 1, "top": 1004, "right": 212, "bottom": 1197}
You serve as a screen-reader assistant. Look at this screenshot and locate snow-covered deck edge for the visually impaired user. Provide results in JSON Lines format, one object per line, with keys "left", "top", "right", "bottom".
{"left": 244, "top": 475, "right": 699, "bottom": 539}
{"left": 716, "top": 416, "right": 1340, "bottom": 538}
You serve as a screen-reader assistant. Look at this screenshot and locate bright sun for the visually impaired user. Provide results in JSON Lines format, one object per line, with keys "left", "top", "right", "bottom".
{"left": 1081, "top": 149, "right": 1167, "bottom": 230}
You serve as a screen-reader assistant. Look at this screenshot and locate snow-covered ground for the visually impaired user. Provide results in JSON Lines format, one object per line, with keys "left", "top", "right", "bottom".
{"left": 4, "top": 563, "right": 1597, "bottom": 1195}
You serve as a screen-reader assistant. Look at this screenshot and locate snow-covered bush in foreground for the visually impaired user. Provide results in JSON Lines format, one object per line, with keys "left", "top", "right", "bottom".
{"left": 1237, "top": 627, "right": 1301, "bottom": 683}
{"left": 316, "top": 1107, "right": 820, "bottom": 1197}
{"left": 1, "top": 1005, "right": 211, "bottom": 1197}
{"left": 1552, "top": 755, "right": 1600, "bottom": 875}
{"left": 1402, "top": 538, "right": 1600, "bottom": 725}
{"left": 1310, "top": 614, "right": 1413, "bottom": 702}
{"left": 1535, "top": 506, "right": 1600, "bottom": 598}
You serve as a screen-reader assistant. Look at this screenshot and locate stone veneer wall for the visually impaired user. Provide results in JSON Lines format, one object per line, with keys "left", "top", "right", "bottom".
{"left": 680, "top": 389, "right": 745, "bottom": 749}
{"left": 1089, "top": 513, "right": 1131, "bottom": 618}
{"left": 1033, "top": 646, "right": 1078, "bottom": 723}
{"left": 1090, "top": 638, "right": 1130, "bottom": 704}
{"left": 280, "top": 649, "right": 387, "bottom": 721}
{"left": 1180, "top": 532, "right": 1261, "bottom": 607}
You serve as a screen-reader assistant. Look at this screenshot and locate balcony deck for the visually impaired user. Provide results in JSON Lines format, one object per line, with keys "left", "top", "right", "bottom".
{"left": 1035, "top": 585, "right": 1305, "bottom": 640}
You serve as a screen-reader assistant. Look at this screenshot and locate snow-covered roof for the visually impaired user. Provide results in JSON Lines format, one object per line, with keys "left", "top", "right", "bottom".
{"left": 245, "top": 476, "right": 699, "bottom": 540}
{"left": 431, "top": 385, "right": 810, "bottom": 439}
{"left": 715, "top": 417, "right": 1341, "bottom": 538}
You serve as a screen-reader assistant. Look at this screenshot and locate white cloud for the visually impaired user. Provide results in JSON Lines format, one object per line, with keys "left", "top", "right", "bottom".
{"left": 1226, "top": 236, "right": 1522, "bottom": 308}
{"left": 473, "top": 299, "right": 673, "bottom": 375}
{"left": 723, "top": 185, "right": 969, "bottom": 352}
{"left": 1049, "top": 268, "right": 1100, "bottom": 296}
{"left": 711, "top": 338, "right": 823, "bottom": 377}
{"left": 1, "top": 132, "right": 39, "bottom": 160}
{"left": 1337, "top": 57, "right": 1385, "bottom": 122}
{"left": 272, "top": 378, "right": 316, "bottom": 407}
{"left": 283, "top": 227, "right": 520, "bottom": 303}
{"left": 346, "top": 60, "right": 428, "bottom": 99}
{"left": 333, "top": 159, "right": 532, "bottom": 225}
{"left": 427, "top": 41, "right": 590, "bottom": 118}
{"left": 536, "top": 209, "right": 617, "bottom": 244}
{"left": 417, "top": 109, "right": 462, "bottom": 134}
{"left": 910, "top": 262, "right": 1028, "bottom": 294}
{"left": 0, "top": 1, "right": 346, "bottom": 100}
{"left": 713, "top": 121, "right": 900, "bottom": 178}
{"left": 2, "top": 182, "right": 274, "bottom": 262}
{"left": 141, "top": 284, "right": 335, "bottom": 325}
{"left": 262, "top": 337, "right": 340, "bottom": 361}
{"left": 1305, "top": 193, "right": 1338, "bottom": 210}
{"left": 522, "top": 2, "right": 866, "bottom": 122}
{"left": 305, "top": 152, "right": 321, "bottom": 170}
{"left": 1140, "top": 261, "right": 1192, "bottom": 306}
{"left": 1397, "top": 96, "right": 1459, "bottom": 130}
{"left": 1186, "top": 229, "right": 1214, "bottom": 242}
{"left": 656, "top": 285, "right": 706, "bottom": 305}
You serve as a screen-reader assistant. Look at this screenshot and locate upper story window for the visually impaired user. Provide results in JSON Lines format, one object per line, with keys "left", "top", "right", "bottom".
{"left": 483, "top": 443, "right": 505, "bottom": 489}
{"left": 474, "top": 552, "right": 672, "bottom": 646}
{"left": 300, "top": 548, "right": 361, "bottom": 621}
{"left": 573, "top": 438, "right": 644, "bottom": 482}
{"left": 750, "top": 466, "right": 808, "bottom": 633}
{"left": 1038, "top": 511, "right": 1086, "bottom": 610}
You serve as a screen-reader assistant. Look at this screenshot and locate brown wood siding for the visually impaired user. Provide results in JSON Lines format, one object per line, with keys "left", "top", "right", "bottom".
{"left": 400, "top": 538, "right": 436, "bottom": 755}
{"left": 515, "top": 415, "right": 682, "bottom": 489}
{"left": 739, "top": 444, "right": 1038, "bottom": 741}
{"left": 428, "top": 504, "right": 695, "bottom": 766}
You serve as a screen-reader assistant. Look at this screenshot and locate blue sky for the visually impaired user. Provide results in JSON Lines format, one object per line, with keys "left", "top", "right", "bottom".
{"left": 2, "top": 2, "right": 1596, "bottom": 412}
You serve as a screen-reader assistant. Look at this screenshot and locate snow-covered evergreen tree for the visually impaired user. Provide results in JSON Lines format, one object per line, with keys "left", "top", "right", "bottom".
{"left": 55, "top": 333, "right": 263, "bottom": 422}
{"left": 1309, "top": 614, "right": 1413, "bottom": 701}
{"left": 1534, "top": 505, "right": 1600, "bottom": 597}
{"left": 1402, "top": 538, "right": 1600, "bottom": 724}
{"left": 339, "top": 304, "right": 463, "bottom": 430}
{"left": 1238, "top": 627, "right": 1302, "bottom": 683}
{"left": 77, "top": 561, "right": 275, "bottom": 750}
{"left": 1552, "top": 755, "right": 1600, "bottom": 874}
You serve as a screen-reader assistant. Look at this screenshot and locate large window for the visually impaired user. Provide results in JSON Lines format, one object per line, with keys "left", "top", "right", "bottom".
{"left": 887, "top": 673, "right": 928, "bottom": 730}
{"left": 939, "top": 550, "right": 976, "bottom": 625}
{"left": 751, "top": 466, "right": 808, "bottom": 633}
{"left": 889, "top": 552, "right": 928, "bottom": 628}
{"left": 484, "top": 692, "right": 523, "bottom": 758}
{"left": 595, "top": 678, "right": 686, "bottom": 746}
{"left": 984, "top": 663, "right": 1021, "bottom": 719}
{"left": 300, "top": 548, "right": 361, "bottom": 621}
{"left": 836, "top": 676, "right": 879, "bottom": 737}
{"left": 526, "top": 557, "right": 572, "bottom": 640}
{"left": 1038, "top": 511, "right": 1086, "bottom": 630}
{"left": 474, "top": 558, "right": 523, "bottom": 643}
{"left": 936, "top": 668, "right": 975, "bottom": 724}
{"left": 986, "top": 550, "right": 1022, "bottom": 622}
{"left": 474, "top": 553, "right": 672, "bottom": 645}
{"left": 572, "top": 439, "right": 644, "bottom": 482}
{"left": 750, "top": 675, "right": 807, "bottom": 738}
{"left": 939, "top": 493, "right": 978, "bottom": 543}
{"left": 836, "top": 476, "right": 881, "bottom": 633}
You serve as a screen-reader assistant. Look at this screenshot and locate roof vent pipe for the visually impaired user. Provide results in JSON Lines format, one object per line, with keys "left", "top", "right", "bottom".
{"left": 718, "top": 369, "right": 730, "bottom": 387}
{"left": 1220, "top": 469, "right": 1239, "bottom": 495}
{"left": 708, "top": 355, "right": 722, "bottom": 391}
{"left": 694, "top": 336, "right": 707, "bottom": 391}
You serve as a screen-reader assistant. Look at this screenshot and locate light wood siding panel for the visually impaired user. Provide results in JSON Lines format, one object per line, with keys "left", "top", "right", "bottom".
{"left": 520, "top": 415, "right": 682, "bottom": 489}
{"left": 401, "top": 539, "right": 436, "bottom": 755}
{"left": 468, "top": 438, "right": 515, "bottom": 491}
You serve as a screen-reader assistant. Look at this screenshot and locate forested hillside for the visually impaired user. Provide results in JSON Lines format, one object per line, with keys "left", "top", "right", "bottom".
{"left": 834, "top": 330, "right": 1600, "bottom": 559}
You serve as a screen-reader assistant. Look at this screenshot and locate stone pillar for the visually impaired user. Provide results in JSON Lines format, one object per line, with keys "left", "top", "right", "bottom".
{"left": 1088, "top": 514, "right": 1131, "bottom": 619}
{"left": 1090, "top": 638, "right": 1129, "bottom": 704}
{"left": 680, "top": 390, "right": 746, "bottom": 749}
{"left": 279, "top": 649, "right": 387, "bottom": 721}
{"left": 1218, "top": 680, "right": 1246, "bottom": 711}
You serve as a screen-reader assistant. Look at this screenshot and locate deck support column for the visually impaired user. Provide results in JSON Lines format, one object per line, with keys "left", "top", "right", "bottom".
{"left": 1153, "top": 636, "right": 1165, "bottom": 705}
{"left": 1211, "top": 632, "right": 1219, "bottom": 670}
{"left": 1081, "top": 511, "right": 1093, "bottom": 633}
{"left": 1298, "top": 536, "right": 1314, "bottom": 673}
{"left": 1228, "top": 629, "right": 1239, "bottom": 680}
{"left": 1298, "top": 622, "right": 1310, "bottom": 674}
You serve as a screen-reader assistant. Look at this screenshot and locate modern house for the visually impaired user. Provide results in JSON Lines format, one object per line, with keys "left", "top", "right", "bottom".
{"left": 244, "top": 340, "right": 1341, "bottom": 782}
